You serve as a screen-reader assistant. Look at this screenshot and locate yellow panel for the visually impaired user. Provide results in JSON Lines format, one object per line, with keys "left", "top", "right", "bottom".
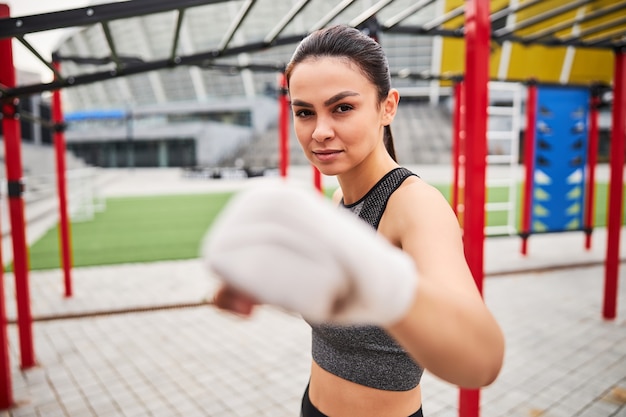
{"left": 442, "top": 0, "right": 464, "bottom": 29}
{"left": 507, "top": 43, "right": 566, "bottom": 83}
{"left": 438, "top": 0, "right": 620, "bottom": 85}
{"left": 489, "top": 41, "right": 503, "bottom": 80}
{"left": 569, "top": 49, "right": 614, "bottom": 84}
{"left": 439, "top": 0, "right": 465, "bottom": 86}
{"left": 439, "top": 0, "right": 510, "bottom": 84}
{"left": 514, "top": 0, "right": 585, "bottom": 37}
{"left": 443, "top": 0, "right": 463, "bottom": 13}
{"left": 440, "top": 37, "right": 465, "bottom": 86}
{"left": 490, "top": 0, "right": 510, "bottom": 14}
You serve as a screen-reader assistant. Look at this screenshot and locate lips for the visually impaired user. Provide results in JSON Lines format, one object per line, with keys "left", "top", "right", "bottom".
{"left": 313, "top": 149, "right": 341, "bottom": 155}
{"left": 312, "top": 149, "right": 342, "bottom": 161}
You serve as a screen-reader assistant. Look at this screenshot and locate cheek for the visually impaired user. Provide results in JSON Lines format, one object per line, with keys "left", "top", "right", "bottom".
{"left": 293, "top": 121, "right": 310, "bottom": 145}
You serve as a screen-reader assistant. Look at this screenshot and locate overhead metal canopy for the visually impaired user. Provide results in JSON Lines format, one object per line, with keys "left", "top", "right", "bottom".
{"left": 0, "top": 0, "right": 625, "bottom": 98}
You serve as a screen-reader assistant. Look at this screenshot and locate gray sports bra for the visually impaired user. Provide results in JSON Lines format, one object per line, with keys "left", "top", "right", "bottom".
{"left": 310, "top": 167, "right": 424, "bottom": 391}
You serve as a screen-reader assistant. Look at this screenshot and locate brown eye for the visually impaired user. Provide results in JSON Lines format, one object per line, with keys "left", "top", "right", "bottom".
{"left": 295, "top": 109, "right": 314, "bottom": 118}
{"left": 335, "top": 104, "right": 353, "bottom": 113}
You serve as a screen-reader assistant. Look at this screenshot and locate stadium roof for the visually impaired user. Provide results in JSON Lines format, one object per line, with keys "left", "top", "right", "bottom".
{"left": 1, "top": 0, "right": 625, "bottom": 99}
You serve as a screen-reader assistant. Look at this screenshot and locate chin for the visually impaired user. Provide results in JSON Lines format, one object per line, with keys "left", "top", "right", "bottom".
{"left": 306, "top": 155, "right": 347, "bottom": 177}
{"left": 313, "top": 164, "right": 343, "bottom": 177}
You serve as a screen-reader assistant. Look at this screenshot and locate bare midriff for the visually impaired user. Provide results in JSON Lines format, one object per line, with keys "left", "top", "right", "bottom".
{"left": 308, "top": 361, "right": 422, "bottom": 417}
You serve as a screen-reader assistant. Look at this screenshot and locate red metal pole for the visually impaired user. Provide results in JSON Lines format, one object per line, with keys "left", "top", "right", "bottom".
{"left": 451, "top": 80, "right": 462, "bottom": 217}
{"left": 584, "top": 90, "right": 600, "bottom": 250}
{"left": 459, "top": 0, "right": 489, "bottom": 416}
{"left": 313, "top": 165, "right": 322, "bottom": 193}
{"left": 0, "top": 3, "right": 36, "bottom": 369}
{"left": 51, "top": 61, "right": 73, "bottom": 297}
{"left": 0, "top": 245, "right": 12, "bottom": 409}
{"left": 603, "top": 49, "right": 626, "bottom": 320}
{"left": 521, "top": 81, "right": 537, "bottom": 256}
{"left": 278, "top": 73, "right": 289, "bottom": 178}
{"left": 0, "top": 7, "right": 13, "bottom": 397}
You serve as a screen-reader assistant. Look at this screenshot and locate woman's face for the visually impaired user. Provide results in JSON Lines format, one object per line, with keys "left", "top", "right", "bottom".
{"left": 288, "top": 56, "right": 396, "bottom": 176}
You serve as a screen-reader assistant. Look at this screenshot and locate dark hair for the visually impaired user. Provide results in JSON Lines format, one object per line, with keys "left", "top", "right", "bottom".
{"left": 285, "top": 25, "right": 397, "bottom": 162}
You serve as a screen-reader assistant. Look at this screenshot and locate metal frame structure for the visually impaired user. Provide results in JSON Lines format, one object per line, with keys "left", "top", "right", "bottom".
{"left": 1, "top": 1, "right": 625, "bottom": 416}
{"left": 0, "top": 0, "right": 625, "bottom": 98}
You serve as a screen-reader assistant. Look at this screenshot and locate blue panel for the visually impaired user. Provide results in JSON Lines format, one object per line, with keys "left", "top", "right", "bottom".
{"left": 531, "top": 87, "right": 589, "bottom": 233}
{"left": 65, "top": 109, "right": 126, "bottom": 121}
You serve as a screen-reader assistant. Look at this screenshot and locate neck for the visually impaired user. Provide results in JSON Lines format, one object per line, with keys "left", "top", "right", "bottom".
{"left": 337, "top": 150, "right": 398, "bottom": 205}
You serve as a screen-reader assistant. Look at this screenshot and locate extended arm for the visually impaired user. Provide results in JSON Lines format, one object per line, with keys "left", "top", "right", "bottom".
{"left": 381, "top": 181, "right": 504, "bottom": 388}
{"left": 204, "top": 180, "right": 504, "bottom": 388}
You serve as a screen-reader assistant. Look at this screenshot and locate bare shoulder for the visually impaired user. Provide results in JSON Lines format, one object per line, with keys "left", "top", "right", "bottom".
{"left": 388, "top": 176, "right": 454, "bottom": 219}
{"left": 381, "top": 175, "right": 461, "bottom": 247}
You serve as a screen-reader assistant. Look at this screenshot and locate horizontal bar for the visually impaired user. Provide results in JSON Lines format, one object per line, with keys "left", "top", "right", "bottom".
{"left": 264, "top": 0, "right": 310, "bottom": 45}
{"left": 383, "top": 0, "right": 437, "bottom": 29}
{"left": 0, "top": 0, "right": 229, "bottom": 39}
{"left": 1, "top": 34, "right": 303, "bottom": 98}
{"left": 493, "top": 0, "right": 592, "bottom": 37}
{"left": 309, "top": 0, "right": 356, "bottom": 32}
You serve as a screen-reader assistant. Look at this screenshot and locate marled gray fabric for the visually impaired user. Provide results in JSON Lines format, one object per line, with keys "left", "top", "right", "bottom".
{"left": 310, "top": 167, "right": 423, "bottom": 391}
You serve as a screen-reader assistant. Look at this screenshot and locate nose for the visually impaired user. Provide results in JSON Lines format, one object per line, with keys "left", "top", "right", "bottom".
{"left": 311, "top": 116, "right": 333, "bottom": 142}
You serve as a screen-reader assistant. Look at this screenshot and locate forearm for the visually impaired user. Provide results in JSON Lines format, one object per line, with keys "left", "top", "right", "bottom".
{"left": 386, "top": 280, "right": 505, "bottom": 388}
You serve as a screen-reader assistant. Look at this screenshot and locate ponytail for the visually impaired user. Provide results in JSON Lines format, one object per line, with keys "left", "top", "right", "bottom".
{"left": 384, "top": 125, "right": 397, "bottom": 162}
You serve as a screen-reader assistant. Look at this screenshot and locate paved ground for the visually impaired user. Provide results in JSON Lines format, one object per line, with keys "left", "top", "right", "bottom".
{"left": 0, "top": 167, "right": 625, "bottom": 416}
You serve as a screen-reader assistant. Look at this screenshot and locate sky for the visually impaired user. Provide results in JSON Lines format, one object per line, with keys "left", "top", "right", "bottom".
{"left": 3, "top": 0, "right": 92, "bottom": 82}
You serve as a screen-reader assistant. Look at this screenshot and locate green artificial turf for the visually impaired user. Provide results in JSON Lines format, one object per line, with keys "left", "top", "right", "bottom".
{"left": 22, "top": 181, "right": 623, "bottom": 271}
{"left": 27, "top": 193, "right": 233, "bottom": 271}
{"left": 432, "top": 181, "right": 619, "bottom": 230}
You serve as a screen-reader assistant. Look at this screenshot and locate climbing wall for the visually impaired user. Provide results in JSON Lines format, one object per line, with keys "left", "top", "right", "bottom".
{"left": 531, "top": 86, "right": 590, "bottom": 233}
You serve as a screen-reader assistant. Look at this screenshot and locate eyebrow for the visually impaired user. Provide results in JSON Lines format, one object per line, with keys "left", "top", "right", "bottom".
{"left": 291, "top": 91, "right": 360, "bottom": 108}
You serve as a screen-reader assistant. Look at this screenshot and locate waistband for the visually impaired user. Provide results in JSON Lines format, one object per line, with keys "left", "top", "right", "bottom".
{"left": 300, "top": 384, "right": 424, "bottom": 417}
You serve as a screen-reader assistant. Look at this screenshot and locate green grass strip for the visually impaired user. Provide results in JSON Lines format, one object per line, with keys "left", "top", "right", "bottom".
{"left": 27, "top": 193, "right": 233, "bottom": 271}
{"left": 22, "top": 181, "right": 624, "bottom": 271}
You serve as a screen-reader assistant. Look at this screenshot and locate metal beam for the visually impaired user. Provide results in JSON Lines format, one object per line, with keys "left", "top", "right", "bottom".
{"left": 264, "top": 0, "right": 310, "bottom": 45}
{"left": 579, "top": 27, "right": 626, "bottom": 47}
{"left": 15, "top": 36, "right": 62, "bottom": 79}
{"left": 387, "top": 23, "right": 620, "bottom": 51}
{"left": 349, "top": 0, "right": 395, "bottom": 29}
{"left": 383, "top": 0, "right": 437, "bottom": 29}
{"left": 493, "top": 0, "right": 592, "bottom": 38}
{"left": 522, "top": 1, "right": 626, "bottom": 43}
{"left": 1, "top": 35, "right": 300, "bottom": 98}
{"left": 0, "top": 0, "right": 229, "bottom": 39}
{"left": 489, "top": 0, "right": 542, "bottom": 24}
{"left": 421, "top": 4, "right": 464, "bottom": 32}
{"left": 310, "top": 0, "right": 356, "bottom": 32}
{"left": 170, "top": 9, "right": 186, "bottom": 60}
{"left": 563, "top": 15, "right": 626, "bottom": 44}
{"left": 101, "top": 21, "right": 122, "bottom": 70}
{"left": 385, "top": 24, "right": 463, "bottom": 38}
{"left": 218, "top": 0, "right": 256, "bottom": 52}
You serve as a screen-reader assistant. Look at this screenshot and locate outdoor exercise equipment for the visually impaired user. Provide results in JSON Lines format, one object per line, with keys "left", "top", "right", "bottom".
{"left": 1, "top": 1, "right": 625, "bottom": 416}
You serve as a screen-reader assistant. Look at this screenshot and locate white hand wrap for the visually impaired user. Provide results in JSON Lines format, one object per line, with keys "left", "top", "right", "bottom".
{"left": 202, "top": 181, "right": 418, "bottom": 325}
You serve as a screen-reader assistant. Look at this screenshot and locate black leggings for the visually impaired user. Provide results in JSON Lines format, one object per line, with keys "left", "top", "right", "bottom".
{"left": 301, "top": 384, "right": 423, "bottom": 417}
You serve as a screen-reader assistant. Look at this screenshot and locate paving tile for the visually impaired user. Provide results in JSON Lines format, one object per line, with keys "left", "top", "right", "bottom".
{"left": 1, "top": 169, "right": 626, "bottom": 416}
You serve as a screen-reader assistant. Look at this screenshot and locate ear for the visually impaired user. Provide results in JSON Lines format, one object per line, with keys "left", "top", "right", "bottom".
{"left": 381, "top": 88, "right": 399, "bottom": 126}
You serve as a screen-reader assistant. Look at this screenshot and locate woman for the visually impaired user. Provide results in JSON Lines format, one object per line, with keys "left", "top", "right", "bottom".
{"left": 206, "top": 25, "right": 505, "bottom": 417}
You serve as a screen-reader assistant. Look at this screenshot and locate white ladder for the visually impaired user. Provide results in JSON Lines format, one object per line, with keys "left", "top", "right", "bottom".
{"left": 485, "top": 81, "right": 523, "bottom": 236}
